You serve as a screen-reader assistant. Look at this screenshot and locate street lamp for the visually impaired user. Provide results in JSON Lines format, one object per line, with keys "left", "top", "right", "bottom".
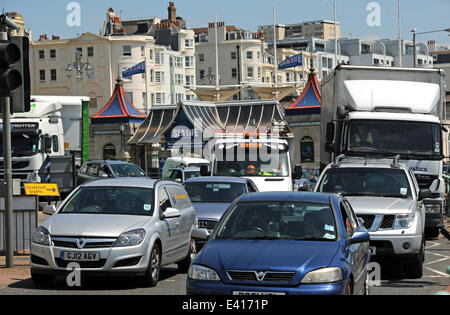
{"left": 65, "top": 50, "right": 93, "bottom": 95}
{"left": 411, "top": 28, "right": 450, "bottom": 68}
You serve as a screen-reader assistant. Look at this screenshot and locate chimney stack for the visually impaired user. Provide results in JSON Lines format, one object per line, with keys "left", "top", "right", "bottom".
{"left": 168, "top": 2, "right": 176, "bottom": 24}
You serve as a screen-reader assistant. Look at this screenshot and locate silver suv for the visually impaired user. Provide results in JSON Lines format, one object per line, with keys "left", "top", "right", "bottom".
{"left": 315, "top": 156, "right": 430, "bottom": 279}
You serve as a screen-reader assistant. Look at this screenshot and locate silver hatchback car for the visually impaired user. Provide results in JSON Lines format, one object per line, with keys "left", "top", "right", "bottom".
{"left": 31, "top": 178, "right": 197, "bottom": 287}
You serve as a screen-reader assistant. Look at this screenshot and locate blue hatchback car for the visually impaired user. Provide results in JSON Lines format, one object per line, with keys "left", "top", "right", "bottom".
{"left": 187, "top": 192, "right": 371, "bottom": 295}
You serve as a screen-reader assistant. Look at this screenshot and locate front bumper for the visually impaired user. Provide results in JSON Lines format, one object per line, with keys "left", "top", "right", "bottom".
{"left": 30, "top": 241, "right": 151, "bottom": 276}
{"left": 369, "top": 233, "right": 422, "bottom": 260}
{"left": 186, "top": 279, "right": 347, "bottom": 295}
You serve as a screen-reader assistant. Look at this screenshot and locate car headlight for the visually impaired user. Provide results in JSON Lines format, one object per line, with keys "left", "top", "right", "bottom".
{"left": 394, "top": 214, "right": 415, "bottom": 229}
{"left": 188, "top": 264, "right": 220, "bottom": 281}
{"left": 424, "top": 204, "right": 442, "bottom": 214}
{"left": 32, "top": 226, "right": 51, "bottom": 246}
{"left": 113, "top": 229, "right": 146, "bottom": 247}
{"left": 301, "top": 267, "right": 342, "bottom": 284}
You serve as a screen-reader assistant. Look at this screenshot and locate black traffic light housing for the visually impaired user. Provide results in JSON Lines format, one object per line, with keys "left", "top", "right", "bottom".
{"left": 0, "top": 40, "right": 21, "bottom": 95}
{"left": 0, "top": 36, "right": 30, "bottom": 113}
{"left": 10, "top": 36, "right": 30, "bottom": 113}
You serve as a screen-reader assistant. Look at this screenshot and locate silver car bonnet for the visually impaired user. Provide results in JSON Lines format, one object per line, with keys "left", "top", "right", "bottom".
{"left": 42, "top": 214, "right": 152, "bottom": 237}
{"left": 345, "top": 196, "right": 415, "bottom": 215}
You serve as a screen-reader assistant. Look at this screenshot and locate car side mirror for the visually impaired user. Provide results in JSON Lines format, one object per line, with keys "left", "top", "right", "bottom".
{"left": 43, "top": 204, "right": 56, "bottom": 215}
{"left": 418, "top": 188, "right": 432, "bottom": 201}
{"left": 162, "top": 207, "right": 181, "bottom": 219}
{"left": 347, "top": 231, "right": 370, "bottom": 245}
{"left": 191, "top": 227, "right": 210, "bottom": 240}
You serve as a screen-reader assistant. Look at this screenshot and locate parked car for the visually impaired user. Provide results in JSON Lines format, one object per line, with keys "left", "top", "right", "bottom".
{"left": 315, "top": 156, "right": 428, "bottom": 278}
{"left": 164, "top": 167, "right": 200, "bottom": 183}
{"left": 183, "top": 176, "right": 258, "bottom": 250}
{"left": 187, "top": 192, "right": 370, "bottom": 295}
{"left": 31, "top": 178, "right": 197, "bottom": 287}
{"left": 77, "top": 160, "right": 147, "bottom": 185}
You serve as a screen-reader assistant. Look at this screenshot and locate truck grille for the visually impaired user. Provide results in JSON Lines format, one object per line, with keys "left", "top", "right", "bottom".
{"left": 358, "top": 215, "right": 375, "bottom": 230}
{"left": 380, "top": 215, "right": 395, "bottom": 229}
{"left": 415, "top": 174, "right": 438, "bottom": 189}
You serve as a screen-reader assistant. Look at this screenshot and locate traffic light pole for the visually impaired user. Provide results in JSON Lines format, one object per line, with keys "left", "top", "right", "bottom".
{"left": 1, "top": 93, "right": 13, "bottom": 267}
{"left": 0, "top": 30, "right": 13, "bottom": 267}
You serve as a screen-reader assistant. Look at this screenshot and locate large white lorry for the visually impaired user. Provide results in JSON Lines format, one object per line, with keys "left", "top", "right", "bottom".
{"left": 320, "top": 65, "right": 446, "bottom": 237}
{"left": 0, "top": 95, "right": 90, "bottom": 194}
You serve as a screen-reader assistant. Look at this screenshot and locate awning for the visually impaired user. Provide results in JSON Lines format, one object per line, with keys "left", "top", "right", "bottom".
{"left": 127, "top": 105, "right": 180, "bottom": 144}
{"left": 91, "top": 78, "right": 146, "bottom": 124}
{"left": 251, "top": 85, "right": 298, "bottom": 101}
{"left": 191, "top": 86, "right": 242, "bottom": 102}
{"left": 215, "top": 100, "right": 285, "bottom": 131}
{"left": 128, "top": 100, "right": 289, "bottom": 144}
{"left": 182, "top": 101, "right": 224, "bottom": 137}
{"left": 286, "top": 72, "right": 321, "bottom": 116}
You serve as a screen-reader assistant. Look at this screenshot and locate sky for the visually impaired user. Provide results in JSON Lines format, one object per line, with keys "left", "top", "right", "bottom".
{"left": 2, "top": 0, "right": 450, "bottom": 45}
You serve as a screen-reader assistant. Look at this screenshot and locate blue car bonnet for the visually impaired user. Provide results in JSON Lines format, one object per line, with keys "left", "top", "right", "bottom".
{"left": 196, "top": 239, "right": 340, "bottom": 277}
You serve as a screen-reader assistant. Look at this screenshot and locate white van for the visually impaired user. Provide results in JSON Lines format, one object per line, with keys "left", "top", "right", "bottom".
{"left": 162, "top": 157, "right": 210, "bottom": 179}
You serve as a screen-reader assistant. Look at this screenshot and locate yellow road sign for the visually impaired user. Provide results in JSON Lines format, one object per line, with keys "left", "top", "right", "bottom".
{"left": 24, "top": 183, "right": 60, "bottom": 197}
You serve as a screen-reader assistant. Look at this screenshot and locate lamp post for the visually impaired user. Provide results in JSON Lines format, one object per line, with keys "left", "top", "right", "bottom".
{"left": 65, "top": 50, "right": 93, "bottom": 95}
{"left": 411, "top": 28, "right": 450, "bottom": 68}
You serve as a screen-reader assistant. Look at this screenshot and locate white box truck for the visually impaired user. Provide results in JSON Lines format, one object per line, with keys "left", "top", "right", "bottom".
{"left": 0, "top": 95, "right": 90, "bottom": 195}
{"left": 320, "top": 65, "right": 446, "bottom": 238}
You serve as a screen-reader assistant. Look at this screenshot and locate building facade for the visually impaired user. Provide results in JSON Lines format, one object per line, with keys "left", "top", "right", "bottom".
{"left": 259, "top": 20, "right": 341, "bottom": 42}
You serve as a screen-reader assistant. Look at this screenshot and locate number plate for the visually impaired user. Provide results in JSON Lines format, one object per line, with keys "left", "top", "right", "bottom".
{"left": 61, "top": 251, "right": 100, "bottom": 262}
{"left": 232, "top": 291, "right": 285, "bottom": 296}
{"left": 369, "top": 246, "right": 376, "bottom": 256}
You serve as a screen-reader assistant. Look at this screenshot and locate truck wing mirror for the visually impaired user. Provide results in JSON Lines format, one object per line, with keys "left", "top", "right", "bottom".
{"left": 294, "top": 165, "right": 302, "bottom": 180}
{"left": 325, "top": 122, "right": 335, "bottom": 153}
{"left": 200, "top": 165, "right": 209, "bottom": 176}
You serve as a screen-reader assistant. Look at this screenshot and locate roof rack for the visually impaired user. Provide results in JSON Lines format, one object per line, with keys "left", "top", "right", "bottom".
{"left": 332, "top": 154, "right": 402, "bottom": 168}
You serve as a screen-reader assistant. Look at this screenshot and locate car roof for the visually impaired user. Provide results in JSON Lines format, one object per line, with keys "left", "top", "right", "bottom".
{"left": 82, "top": 178, "right": 161, "bottom": 188}
{"left": 239, "top": 192, "right": 336, "bottom": 203}
{"left": 184, "top": 176, "right": 249, "bottom": 184}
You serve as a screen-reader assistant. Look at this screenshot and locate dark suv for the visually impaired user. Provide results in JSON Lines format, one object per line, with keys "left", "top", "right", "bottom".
{"left": 77, "top": 160, "right": 148, "bottom": 185}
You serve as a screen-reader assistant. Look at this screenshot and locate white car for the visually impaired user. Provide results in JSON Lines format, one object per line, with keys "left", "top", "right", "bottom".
{"left": 31, "top": 178, "right": 197, "bottom": 287}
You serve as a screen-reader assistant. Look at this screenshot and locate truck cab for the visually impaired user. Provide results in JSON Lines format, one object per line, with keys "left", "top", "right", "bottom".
{"left": 211, "top": 138, "right": 294, "bottom": 192}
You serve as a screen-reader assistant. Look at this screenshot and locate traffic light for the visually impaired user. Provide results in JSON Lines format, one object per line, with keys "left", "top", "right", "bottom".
{"left": 0, "top": 39, "right": 21, "bottom": 96}
{"left": 10, "top": 36, "right": 30, "bottom": 113}
{"left": 0, "top": 36, "right": 30, "bottom": 113}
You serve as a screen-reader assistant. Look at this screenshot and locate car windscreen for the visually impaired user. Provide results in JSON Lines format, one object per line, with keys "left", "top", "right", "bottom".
{"left": 184, "top": 182, "right": 246, "bottom": 203}
{"left": 317, "top": 168, "right": 412, "bottom": 198}
{"left": 59, "top": 186, "right": 154, "bottom": 216}
{"left": 110, "top": 164, "right": 147, "bottom": 177}
{"left": 215, "top": 201, "right": 337, "bottom": 241}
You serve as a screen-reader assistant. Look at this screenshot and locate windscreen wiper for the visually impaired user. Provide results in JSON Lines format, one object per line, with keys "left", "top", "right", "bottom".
{"left": 292, "top": 237, "right": 335, "bottom": 242}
